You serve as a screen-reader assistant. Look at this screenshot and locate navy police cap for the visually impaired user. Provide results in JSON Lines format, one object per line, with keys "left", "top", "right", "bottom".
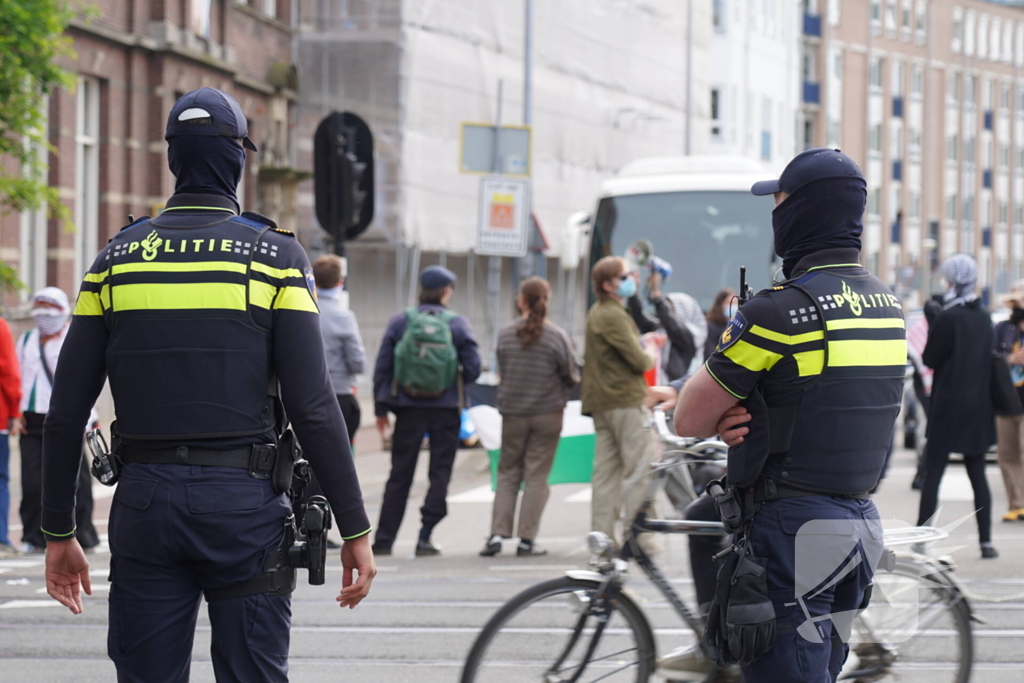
{"left": 750, "top": 148, "right": 863, "bottom": 196}
{"left": 165, "top": 87, "right": 258, "bottom": 152}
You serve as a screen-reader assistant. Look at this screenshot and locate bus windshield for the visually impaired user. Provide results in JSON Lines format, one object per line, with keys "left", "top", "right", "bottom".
{"left": 590, "top": 190, "right": 777, "bottom": 310}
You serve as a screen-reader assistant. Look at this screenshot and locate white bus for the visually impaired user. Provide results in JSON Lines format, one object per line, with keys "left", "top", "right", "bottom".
{"left": 585, "top": 156, "right": 780, "bottom": 309}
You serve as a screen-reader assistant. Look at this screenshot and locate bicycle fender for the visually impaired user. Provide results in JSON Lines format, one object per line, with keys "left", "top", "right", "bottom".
{"left": 930, "top": 558, "right": 982, "bottom": 624}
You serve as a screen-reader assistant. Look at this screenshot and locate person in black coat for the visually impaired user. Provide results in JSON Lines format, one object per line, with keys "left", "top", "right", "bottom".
{"left": 917, "top": 254, "right": 998, "bottom": 559}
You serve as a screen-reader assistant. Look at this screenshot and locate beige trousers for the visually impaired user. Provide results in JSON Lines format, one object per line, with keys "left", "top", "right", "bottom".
{"left": 997, "top": 415, "right": 1024, "bottom": 510}
{"left": 590, "top": 406, "right": 655, "bottom": 544}
{"left": 490, "top": 411, "right": 564, "bottom": 540}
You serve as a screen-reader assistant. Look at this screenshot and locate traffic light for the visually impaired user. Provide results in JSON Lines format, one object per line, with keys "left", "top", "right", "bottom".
{"left": 314, "top": 111, "right": 374, "bottom": 255}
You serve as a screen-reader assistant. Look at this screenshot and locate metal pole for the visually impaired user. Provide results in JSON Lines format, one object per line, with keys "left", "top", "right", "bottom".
{"left": 685, "top": 0, "right": 693, "bottom": 155}
{"left": 487, "top": 81, "right": 505, "bottom": 371}
{"left": 524, "top": 0, "right": 533, "bottom": 127}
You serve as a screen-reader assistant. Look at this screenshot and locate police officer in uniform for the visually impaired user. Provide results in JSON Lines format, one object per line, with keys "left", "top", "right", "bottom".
{"left": 675, "top": 149, "right": 905, "bottom": 681}
{"left": 41, "top": 88, "right": 376, "bottom": 682}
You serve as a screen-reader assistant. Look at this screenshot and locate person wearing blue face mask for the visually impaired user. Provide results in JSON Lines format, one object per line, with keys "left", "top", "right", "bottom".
{"left": 581, "top": 256, "right": 658, "bottom": 546}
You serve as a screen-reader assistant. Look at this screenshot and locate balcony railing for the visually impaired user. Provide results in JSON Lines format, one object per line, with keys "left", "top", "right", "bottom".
{"left": 803, "top": 81, "right": 821, "bottom": 104}
{"left": 803, "top": 13, "right": 822, "bottom": 37}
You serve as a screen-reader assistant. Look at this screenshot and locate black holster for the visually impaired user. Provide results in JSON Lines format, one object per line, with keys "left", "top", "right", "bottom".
{"left": 272, "top": 428, "right": 299, "bottom": 495}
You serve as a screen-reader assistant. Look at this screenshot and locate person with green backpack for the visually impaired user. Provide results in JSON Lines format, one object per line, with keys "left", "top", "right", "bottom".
{"left": 372, "top": 266, "right": 481, "bottom": 556}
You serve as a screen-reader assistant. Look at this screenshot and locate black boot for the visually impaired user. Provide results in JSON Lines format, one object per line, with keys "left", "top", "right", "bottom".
{"left": 416, "top": 538, "right": 441, "bottom": 557}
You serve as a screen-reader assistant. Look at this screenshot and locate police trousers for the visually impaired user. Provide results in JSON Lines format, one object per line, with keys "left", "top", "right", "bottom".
{"left": 107, "top": 463, "right": 292, "bottom": 683}
{"left": 740, "top": 496, "right": 880, "bottom": 683}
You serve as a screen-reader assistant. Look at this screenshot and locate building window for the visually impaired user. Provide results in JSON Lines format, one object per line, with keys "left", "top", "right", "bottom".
{"left": 885, "top": 0, "right": 897, "bottom": 35}
{"left": 1017, "top": 145, "right": 1024, "bottom": 169}
{"left": 1016, "top": 205, "right": 1024, "bottom": 224}
{"left": 869, "top": 57, "right": 884, "bottom": 91}
{"left": 263, "top": 0, "right": 277, "bottom": 19}
{"left": 871, "top": 0, "right": 881, "bottom": 27}
{"left": 964, "top": 75, "right": 975, "bottom": 104}
{"left": 713, "top": 0, "right": 726, "bottom": 31}
{"left": 19, "top": 102, "right": 48, "bottom": 299}
{"left": 911, "top": 65, "right": 923, "bottom": 96}
{"left": 909, "top": 191, "right": 921, "bottom": 219}
{"left": 828, "top": 0, "right": 840, "bottom": 26}
{"left": 803, "top": 119, "right": 814, "bottom": 150}
{"left": 827, "top": 118, "right": 841, "bottom": 148}
{"left": 964, "top": 195, "right": 975, "bottom": 222}
{"left": 868, "top": 188, "right": 882, "bottom": 217}
{"left": 948, "top": 72, "right": 959, "bottom": 102}
{"left": 947, "top": 194, "right": 958, "bottom": 221}
{"left": 1016, "top": 23, "right": 1024, "bottom": 67}
{"left": 1001, "top": 201, "right": 1009, "bottom": 225}
{"left": 891, "top": 60, "right": 904, "bottom": 96}
{"left": 992, "top": 17, "right": 1002, "bottom": 62}
{"left": 915, "top": 0, "right": 926, "bottom": 40}
{"left": 711, "top": 88, "right": 721, "bottom": 137}
{"left": 978, "top": 14, "right": 989, "bottom": 60}
{"left": 833, "top": 51, "right": 843, "bottom": 78}
{"left": 952, "top": 7, "right": 964, "bottom": 53}
{"left": 1004, "top": 21, "right": 1014, "bottom": 62}
{"left": 1002, "top": 83, "right": 1012, "bottom": 110}
{"left": 1001, "top": 142, "right": 1010, "bottom": 168}
{"left": 909, "top": 126, "right": 922, "bottom": 150}
{"left": 901, "top": 0, "right": 912, "bottom": 35}
{"left": 891, "top": 124, "right": 903, "bottom": 157}
{"left": 964, "top": 137, "right": 975, "bottom": 164}
{"left": 947, "top": 133, "right": 959, "bottom": 161}
{"left": 965, "top": 10, "right": 976, "bottom": 56}
{"left": 75, "top": 77, "right": 100, "bottom": 279}
{"left": 869, "top": 124, "right": 883, "bottom": 155}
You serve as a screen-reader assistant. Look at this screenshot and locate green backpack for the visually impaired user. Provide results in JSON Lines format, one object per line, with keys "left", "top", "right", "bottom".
{"left": 393, "top": 308, "right": 459, "bottom": 398}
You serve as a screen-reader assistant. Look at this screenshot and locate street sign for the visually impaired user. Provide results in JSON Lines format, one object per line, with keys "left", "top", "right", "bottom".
{"left": 460, "top": 123, "right": 531, "bottom": 176}
{"left": 477, "top": 176, "right": 530, "bottom": 257}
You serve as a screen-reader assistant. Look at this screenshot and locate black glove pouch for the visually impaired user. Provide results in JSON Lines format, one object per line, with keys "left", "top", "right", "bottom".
{"left": 704, "top": 549, "right": 777, "bottom": 667}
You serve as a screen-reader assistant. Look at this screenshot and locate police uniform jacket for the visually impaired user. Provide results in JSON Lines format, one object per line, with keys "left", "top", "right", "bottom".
{"left": 40, "top": 193, "right": 371, "bottom": 542}
{"left": 706, "top": 248, "right": 907, "bottom": 495}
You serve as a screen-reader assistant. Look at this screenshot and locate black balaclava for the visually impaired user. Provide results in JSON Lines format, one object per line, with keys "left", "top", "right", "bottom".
{"left": 167, "top": 135, "right": 246, "bottom": 209}
{"left": 772, "top": 175, "right": 866, "bottom": 279}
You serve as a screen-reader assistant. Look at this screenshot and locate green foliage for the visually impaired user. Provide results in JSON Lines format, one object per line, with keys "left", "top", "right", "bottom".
{"left": 0, "top": 0, "right": 76, "bottom": 218}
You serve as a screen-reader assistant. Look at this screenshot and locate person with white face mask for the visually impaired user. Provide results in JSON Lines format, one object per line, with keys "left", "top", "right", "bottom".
{"left": 12, "top": 288, "right": 99, "bottom": 553}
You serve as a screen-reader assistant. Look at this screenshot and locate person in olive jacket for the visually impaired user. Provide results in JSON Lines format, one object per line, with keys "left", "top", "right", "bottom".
{"left": 917, "top": 254, "right": 998, "bottom": 559}
{"left": 581, "top": 256, "right": 655, "bottom": 545}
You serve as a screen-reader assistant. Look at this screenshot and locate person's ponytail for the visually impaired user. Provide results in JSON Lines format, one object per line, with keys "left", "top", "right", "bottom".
{"left": 516, "top": 277, "right": 550, "bottom": 347}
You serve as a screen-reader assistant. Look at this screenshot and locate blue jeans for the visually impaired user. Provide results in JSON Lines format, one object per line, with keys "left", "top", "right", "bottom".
{"left": 0, "top": 436, "right": 9, "bottom": 545}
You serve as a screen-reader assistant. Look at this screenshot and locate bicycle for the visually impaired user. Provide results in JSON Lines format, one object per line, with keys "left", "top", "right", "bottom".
{"left": 461, "top": 410, "right": 977, "bottom": 683}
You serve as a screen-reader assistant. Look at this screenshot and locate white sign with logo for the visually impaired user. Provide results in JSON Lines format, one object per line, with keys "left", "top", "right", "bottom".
{"left": 477, "top": 176, "right": 530, "bottom": 257}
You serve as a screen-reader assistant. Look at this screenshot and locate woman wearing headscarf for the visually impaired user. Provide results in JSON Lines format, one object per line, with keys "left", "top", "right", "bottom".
{"left": 12, "top": 288, "right": 99, "bottom": 552}
{"left": 627, "top": 271, "right": 707, "bottom": 381}
{"left": 917, "top": 255, "right": 998, "bottom": 559}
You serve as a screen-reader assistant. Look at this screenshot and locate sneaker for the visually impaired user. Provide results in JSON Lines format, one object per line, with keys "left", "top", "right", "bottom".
{"left": 516, "top": 540, "right": 547, "bottom": 557}
{"left": 1003, "top": 508, "right": 1024, "bottom": 522}
{"left": 415, "top": 539, "right": 441, "bottom": 557}
{"left": 981, "top": 543, "right": 999, "bottom": 559}
{"left": 371, "top": 543, "right": 393, "bottom": 556}
{"left": 0, "top": 542, "right": 21, "bottom": 558}
{"left": 479, "top": 535, "right": 502, "bottom": 557}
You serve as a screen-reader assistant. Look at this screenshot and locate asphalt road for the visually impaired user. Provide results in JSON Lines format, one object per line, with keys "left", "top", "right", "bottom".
{"left": 3, "top": 431, "right": 1024, "bottom": 682}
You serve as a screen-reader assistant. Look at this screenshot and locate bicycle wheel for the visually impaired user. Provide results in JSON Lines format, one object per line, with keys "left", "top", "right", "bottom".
{"left": 841, "top": 558, "right": 973, "bottom": 683}
{"left": 461, "top": 576, "right": 657, "bottom": 683}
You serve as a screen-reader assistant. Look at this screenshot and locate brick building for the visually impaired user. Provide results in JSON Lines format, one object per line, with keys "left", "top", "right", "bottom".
{"left": 800, "top": 0, "right": 1024, "bottom": 308}
{"left": 0, "top": 0, "right": 300, "bottom": 311}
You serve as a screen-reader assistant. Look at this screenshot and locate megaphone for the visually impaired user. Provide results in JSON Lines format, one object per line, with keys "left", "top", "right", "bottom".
{"left": 625, "top": 239, "right": 672, "bottom": 281}
{"left": 624, "top": 239, "right": 653, "bottom": 272}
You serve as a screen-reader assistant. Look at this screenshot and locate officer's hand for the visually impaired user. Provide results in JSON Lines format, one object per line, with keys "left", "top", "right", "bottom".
{"left": 645, "top": 386, "right": 679, "bottom": 411}
{"left": 716, "top": 405, "right": 752, "bottom": 447}
{"left": 44, "top": 539, "right": 92, "bottom": 615}
{"left": 376, "top": 416, "right": 390, "bottom": 438}
{"left": 337, "top": 534, "right": 376, "bottom": 610}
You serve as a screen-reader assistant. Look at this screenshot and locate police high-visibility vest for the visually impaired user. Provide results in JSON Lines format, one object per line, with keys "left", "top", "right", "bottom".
{"left": 706, "top": 249, "right": 906, "bottom": 495}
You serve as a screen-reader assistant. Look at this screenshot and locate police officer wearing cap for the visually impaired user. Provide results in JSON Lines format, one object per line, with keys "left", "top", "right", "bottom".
{"left": 41, "top": 88, "right": 376, "bottom": 682}
{"left": 371, "top": 265, "right": 481, "bottom": 557}
{"left": 674, "top": 149, "right": 905, "bottom": 681}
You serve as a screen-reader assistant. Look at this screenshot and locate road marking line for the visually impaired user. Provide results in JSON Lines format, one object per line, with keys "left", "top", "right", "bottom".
{"left": 447, "top": 485, "right": 494, "bottom": 503}
{"left": 0, "top": 600, "right": 62, "bottom": 610}
{"left": 488, "top": 564, "right": 579, "bottom": 571}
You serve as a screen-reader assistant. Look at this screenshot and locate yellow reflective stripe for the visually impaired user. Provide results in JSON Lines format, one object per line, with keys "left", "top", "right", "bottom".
{"left": 807, "top": 263, "right": 862, "bottom": 271}
{"left": 273, "top": 286, "right": 318, "bottom": 313}
{"left": 112, "top": 261, "right": 247, "bottom": 275}
{"left": 100, "top": 284, "right": 111, "bottom": 310}
{"left": 83, "top": 271, "right": 109, "bottom": 283}
{"left": 704, "top": 363, "right": 745, "bottom": 399}
{"left": 111, "top": 283, "right": 246, "bottom": 311}
{"left": 249, "top": 280, "right": 276, "bottom": 309}
{"left": 723, "top": 340, "right": 783, "bottom": 373}
{"left": 794, "top": 350, "right": 825, "bottom": 376}
{"left": 828, "top": 339, "right": 908, "bottom": 367}
{"left": 749, "top": 325, "right": 824, "bottom": 345}
{"left": 826, "top": 317, "right": 906, "bottom": 331}
{"left": 74, "top": 292, "right": 103, "bottom": 316}
{"left": 251, "top": 261, "right": 303, "bottom": 280}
